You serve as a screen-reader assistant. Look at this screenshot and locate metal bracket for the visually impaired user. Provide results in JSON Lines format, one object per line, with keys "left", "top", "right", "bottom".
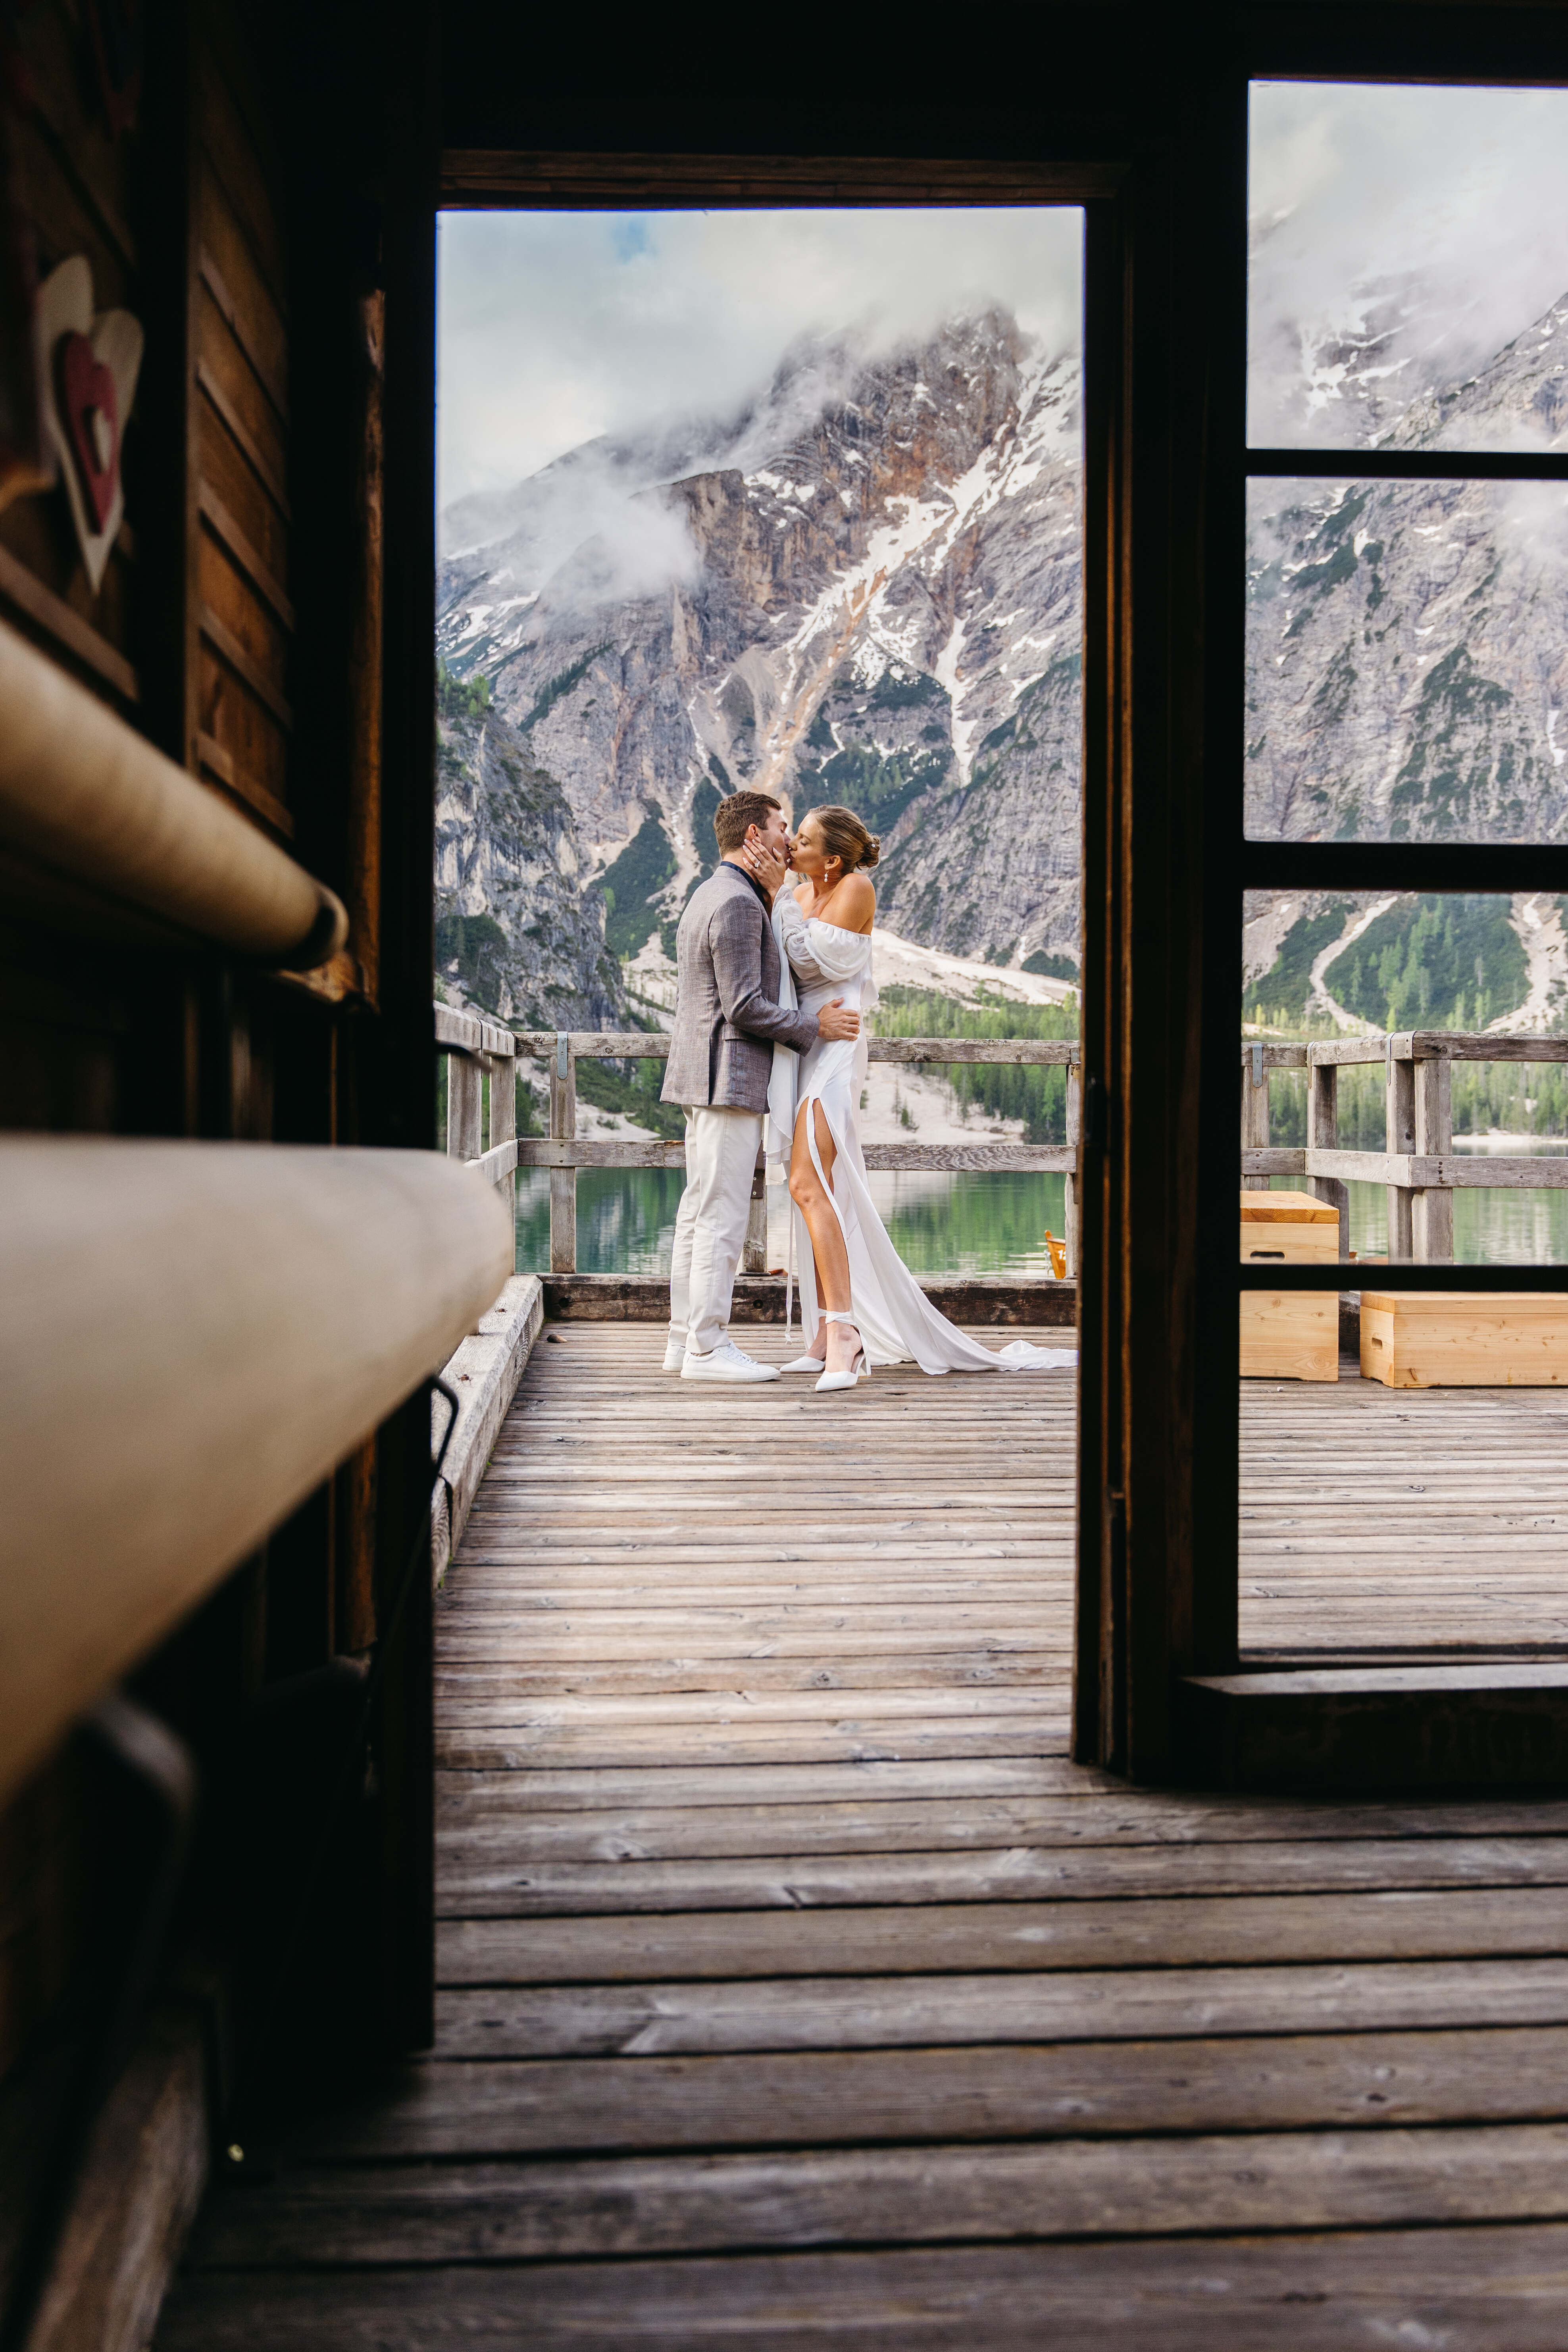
{"left": 431, "top": 1375, "right": 461, "bottom": 1485}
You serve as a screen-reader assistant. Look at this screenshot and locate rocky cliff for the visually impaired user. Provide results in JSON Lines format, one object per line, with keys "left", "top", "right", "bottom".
{"left": 1247, "top": 289, "right": 1568, "bottom": 850}
{"left": 437, "top": 312, "right": 1083, "bottom": 1001}
{"left": 434, "top": 680, "right": 624, "bottom": 1028}
{"left": 1244, "top": 287, "right": 1568, "bottom": 1029}
{"left": 436, "top": 285, "right": 1568, "bottom": 1035}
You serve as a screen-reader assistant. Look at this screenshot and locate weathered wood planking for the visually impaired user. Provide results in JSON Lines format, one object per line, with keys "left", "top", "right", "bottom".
{"left": 509, "top": 1030, "right": 1076, "bottom": 1066}
{"left": 151, "top": 2227, "right": 1568, "bottom": 2349}
{"left": 518, "top": 1136, "right": 1076, "bottom": 1172}
{"left": 0, "top": 4, "right": 144, "bottom": 697}
{"left": 156, "top": 1322, "right": 1568, "bottom": 2349}
{"left": 187, "top": 28, "right": 294, "bottom": 835}
{"left": 240, "top": 2025, "right": 1568, "bottom": 2161}
{"left": 1239, "top": 1374, "right": 1568, "bottom": 1655}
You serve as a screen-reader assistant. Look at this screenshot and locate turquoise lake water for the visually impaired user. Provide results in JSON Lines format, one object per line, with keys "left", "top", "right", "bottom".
{"left": 1341, "top": 1142, "right": 1568, "bottom": 1262}
{"left": 514, "top": 1167, "right": 1071, "bottom": 1277}
{"left": 513, "top": 1144, "right": 1568, "bottom": 1276}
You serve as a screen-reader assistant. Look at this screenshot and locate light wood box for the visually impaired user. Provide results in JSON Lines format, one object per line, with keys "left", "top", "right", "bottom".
{"left": 1241, "top": 1189, "right": 1340, "bottom": 1383}
{"left": 1361, "top": 1292, "right": 1568, "bottom": 1389}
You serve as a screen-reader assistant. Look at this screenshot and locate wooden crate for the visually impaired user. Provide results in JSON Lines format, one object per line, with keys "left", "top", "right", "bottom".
{"left": 1241, "top": 1189, "right": 1339, "bottom": 1382}
{"left": 1361, "top": 1292, "right": 1568, "bottom": 1388}
{"left": 1239, "top": 1188, "right": 1340, "bottom": 1264}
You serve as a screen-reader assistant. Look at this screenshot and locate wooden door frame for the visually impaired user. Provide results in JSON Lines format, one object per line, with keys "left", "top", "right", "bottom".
{"left": 423, "top": 10, "right": 1568, "bottom": 1804}
{"left": 433, "top": 147, "right": 1157, "bottom": 1768}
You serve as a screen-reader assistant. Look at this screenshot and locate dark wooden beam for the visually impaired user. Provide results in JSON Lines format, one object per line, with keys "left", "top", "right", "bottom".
{"left": 439, "top": 151, "right": 1127, "bottom": 208}
{"left": 541, "top": 1275, "right": 1078, "bottom": 1329}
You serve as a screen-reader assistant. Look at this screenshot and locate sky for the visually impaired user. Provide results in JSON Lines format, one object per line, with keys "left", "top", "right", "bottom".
{"left": 1250, "top": 81, "right": 1568, "bottom": 443}
{"left": 436, "top": 207, "right": 1084, "bottom": 513}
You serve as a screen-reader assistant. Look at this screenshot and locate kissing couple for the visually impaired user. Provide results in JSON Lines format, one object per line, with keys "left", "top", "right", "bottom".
{"left": 661, "top": 787, "right": 1077, "bottom": 1390}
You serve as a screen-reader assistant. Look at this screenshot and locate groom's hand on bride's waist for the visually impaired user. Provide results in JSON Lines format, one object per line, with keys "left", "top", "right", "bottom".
{"left": 817, "top": 997, "right": 860, "bottom": 1042}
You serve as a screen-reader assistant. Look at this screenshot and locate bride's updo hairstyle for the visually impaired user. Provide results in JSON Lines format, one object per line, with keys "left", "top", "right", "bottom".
{"left": 809, "top": 804, "right": 881, "bottom": 875}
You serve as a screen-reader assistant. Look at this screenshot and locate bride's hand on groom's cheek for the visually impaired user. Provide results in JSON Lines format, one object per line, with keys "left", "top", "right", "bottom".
{"left": 744, "top": 832, "right": 789, "bottom": 896}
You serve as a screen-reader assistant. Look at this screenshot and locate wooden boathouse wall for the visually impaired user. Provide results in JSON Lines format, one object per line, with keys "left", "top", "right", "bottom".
{"left": 0, "top": 2, "right": 454, "bottom": 2341}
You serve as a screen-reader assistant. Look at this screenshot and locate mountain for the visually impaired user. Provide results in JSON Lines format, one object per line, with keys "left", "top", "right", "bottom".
{"left": 1246, "top": 289, "right": 1568, "bottom": 850}
{"left": 436, "top": 312, "right": 1083, "bottom": 1008}
{"left": 434, "top": 674, "right": 625, "bottom": 1028}
{"left": 1244, "top": 286, "right": 1568, "bottom": 1033}
{"left": 436, "top": 285, "right": 1568, "bottom": 1041}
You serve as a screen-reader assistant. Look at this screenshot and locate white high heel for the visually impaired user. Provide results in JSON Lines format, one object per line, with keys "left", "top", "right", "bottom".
{"left": 779, "top": 1353, "right": 827, "bottom": 1374}
{"left": 814, "top": 1311, "right": 869, "bottom": 1393}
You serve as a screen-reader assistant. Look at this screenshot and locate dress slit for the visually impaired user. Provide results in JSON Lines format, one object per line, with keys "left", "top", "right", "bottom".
{"left": 773, "top": 905, "right": 1076, "bottom": 1377}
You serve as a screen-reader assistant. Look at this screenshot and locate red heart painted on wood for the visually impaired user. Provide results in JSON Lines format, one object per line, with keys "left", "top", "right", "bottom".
{"left": 57, "top": 331, "right": 119, "bottom": 533}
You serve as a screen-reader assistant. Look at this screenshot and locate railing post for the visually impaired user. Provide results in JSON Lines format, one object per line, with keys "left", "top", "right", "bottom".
{"left": 1241, "top": 1042, "right": 1270, "bottom": 1189}
{"left": 743, "top": 1152, "right": 767, "bottom": 1275}
{"left": 1385, "top": 1037, "right": 1415, "bottom": 1260}
{"left": 490, "top": 1034, "right": 516, "bottom": 1230}
{"left": 1412, "top": 1048, "right": 1453, "bottom": 1262}
{"left": 1065, "top": 1062, "right": 1081, "bottom": 1280}
{"left": 447, "top": 1046, "right": 481, "bottom": 1163}
{"left": 548, "top": 1031, "right": 576, "bottom": 1275}
{"left": 1306, "top": 1053, "right": 1349, "bottom": 1260}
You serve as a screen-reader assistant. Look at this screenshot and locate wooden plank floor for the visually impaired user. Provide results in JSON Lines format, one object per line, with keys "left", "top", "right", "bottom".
{"left": 156, "top": 1324, "right": 1568, "bottom": 2349}
{"left": 1241, "top": 1371, "right": 1568, "bottom": 1657}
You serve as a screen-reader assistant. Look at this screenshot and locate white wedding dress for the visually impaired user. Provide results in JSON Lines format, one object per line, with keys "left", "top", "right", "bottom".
{"left": 766, "top": 894, "right": 1076, "bottom": 1375}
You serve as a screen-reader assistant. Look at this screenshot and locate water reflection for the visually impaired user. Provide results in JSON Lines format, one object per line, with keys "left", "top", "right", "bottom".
{"left": 513, "top": 1169, "right": 1070, "bottom": 1277}
{"left": 1343, "top": 1138, "right": 1568, "bottom": 1264}
{"left": 522, "top": 1158, "right": 1568, "bottom": 1277}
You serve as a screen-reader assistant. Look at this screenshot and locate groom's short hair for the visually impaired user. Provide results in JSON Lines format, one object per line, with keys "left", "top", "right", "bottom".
{"left": 713, "top": 790, "right": 782, "bottom": 854}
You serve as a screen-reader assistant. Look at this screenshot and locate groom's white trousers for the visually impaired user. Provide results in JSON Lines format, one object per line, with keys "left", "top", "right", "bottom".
{"left": 670, "top": 1104, "right": 761, "bottom": 1355}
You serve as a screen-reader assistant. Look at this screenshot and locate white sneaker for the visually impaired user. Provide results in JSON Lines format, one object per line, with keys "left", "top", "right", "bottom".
{"left": 662, "top": 1337, "right": 685, "bottom": 1372}
{"left": 681, "top": 1340, "right": 781, "bottom": 1383}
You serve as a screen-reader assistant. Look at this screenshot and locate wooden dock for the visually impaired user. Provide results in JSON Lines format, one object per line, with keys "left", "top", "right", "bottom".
{"left": 1242, "top": 1370, "right": 1568, "bottom": 1658}
{"left": 156, "top": 1324, "right": 1568, "bottom": 2348}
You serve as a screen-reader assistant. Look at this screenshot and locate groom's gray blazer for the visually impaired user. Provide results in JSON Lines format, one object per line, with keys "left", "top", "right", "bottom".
{"left": 661, "top": 863, "right": 820, "bottom": 1112}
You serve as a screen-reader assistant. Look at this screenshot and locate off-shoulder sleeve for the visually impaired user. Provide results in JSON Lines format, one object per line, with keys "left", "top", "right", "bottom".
{"left": 804, "top": 922, "right": 873, "bottom": 981}
{"left": 775, "top": 891, "right": 826, "bottom": 985}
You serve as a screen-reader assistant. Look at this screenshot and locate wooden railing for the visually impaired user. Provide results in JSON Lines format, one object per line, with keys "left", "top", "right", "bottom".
{"left": 0, "top": 617, "right": 347, "bottom": 967}
{"left": 1, "top": 1134, "right": 512, "bottom": 1810}
{"left": 1241, "top": 1031, "right": 1568, "bottom": 1261}
{"left": 435, "top": 1004, "right": 1080, "bottom": 1277}
{"left": 439, "top": 1005, "right": 1568, "bottom": 1284}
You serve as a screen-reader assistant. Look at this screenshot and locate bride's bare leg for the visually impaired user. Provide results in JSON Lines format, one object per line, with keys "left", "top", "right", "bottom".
{"left": 788, "top": 1103, "right": 859, "bottom": 1374}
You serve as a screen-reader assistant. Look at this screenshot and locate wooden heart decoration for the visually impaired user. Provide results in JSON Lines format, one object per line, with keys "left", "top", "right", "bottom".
{"left": 35, "top": 257, "right": 144, "bottom": 593}
{"left": 57, "top": 332, "right": 119, "bottom": 533}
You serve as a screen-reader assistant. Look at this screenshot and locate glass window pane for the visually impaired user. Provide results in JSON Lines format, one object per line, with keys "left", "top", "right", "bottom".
{"left": 1238, "top": 891, "right": 1568, "bottom": 1660}
{"left": 1244, "top": 887, "right": 1568, "bottom": 1056}
{"left": 1249, "top": 81, "right": 1568, "bottom": 452}
{"left": 1245, "top": 474, "right": 1568, "bottom": 843}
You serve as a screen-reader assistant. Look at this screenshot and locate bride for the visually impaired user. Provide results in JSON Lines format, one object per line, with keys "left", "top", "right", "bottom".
{"left": 741, "top": 803, "right": 1077, "bottom": 1393}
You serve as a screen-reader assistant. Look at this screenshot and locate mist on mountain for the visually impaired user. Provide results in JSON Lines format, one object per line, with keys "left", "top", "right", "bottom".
{"left": 434, "top": 224, "right": 1568, "bottom": 1044}
{"left": 1249, "top": 81, "right": 1568, "bottom": 448}
{"left": 435, "top": 307, "right": 1084, "bottom": 1024}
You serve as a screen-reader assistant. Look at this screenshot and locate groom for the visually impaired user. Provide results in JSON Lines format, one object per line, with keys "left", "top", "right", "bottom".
{"left": 662, "top": 788, "right": 860, "bottom": 1382}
